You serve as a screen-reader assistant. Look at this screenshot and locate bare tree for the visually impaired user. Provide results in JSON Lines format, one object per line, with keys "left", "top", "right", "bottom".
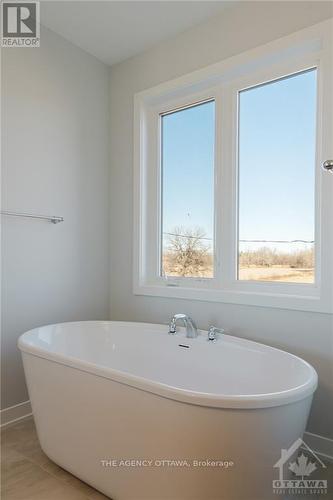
{"left": 164, "top": 226, "right": 211, "bottom": 277}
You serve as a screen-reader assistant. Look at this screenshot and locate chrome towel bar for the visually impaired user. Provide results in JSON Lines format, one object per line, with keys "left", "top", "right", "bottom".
{"left": 0, "top": 211, "right": 64, "bottom": 224}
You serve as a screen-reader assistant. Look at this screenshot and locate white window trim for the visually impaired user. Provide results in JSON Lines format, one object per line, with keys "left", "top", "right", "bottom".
{"left": 133, "top": 19, "right": 333, "bottom": 313}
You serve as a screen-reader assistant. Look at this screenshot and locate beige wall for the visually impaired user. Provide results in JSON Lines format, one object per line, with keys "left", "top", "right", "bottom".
{"left": 1, "top": 26, "right": 110, "bottom": 409}
{"left": 109, "top": 1, "right": 333, "bottom": 439}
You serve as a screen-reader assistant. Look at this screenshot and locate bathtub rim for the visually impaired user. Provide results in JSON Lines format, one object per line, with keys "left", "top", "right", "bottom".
{"left": 18, "top": 320, "right": 318, "bottom": 410}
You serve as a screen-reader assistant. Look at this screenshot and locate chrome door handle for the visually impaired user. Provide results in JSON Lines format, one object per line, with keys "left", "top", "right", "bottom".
{"left": 322, "top": 160, "right": 333, "bottom": 172}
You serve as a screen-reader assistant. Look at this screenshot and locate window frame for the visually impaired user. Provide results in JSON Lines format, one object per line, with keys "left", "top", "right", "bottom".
{"left": 133, "top": 20, "right": 333, "bottom": 313}
{"left": 227, "top": 62, "right": 321, "bottom": 294}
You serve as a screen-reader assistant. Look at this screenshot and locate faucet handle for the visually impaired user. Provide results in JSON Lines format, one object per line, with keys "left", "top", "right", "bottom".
{"left": 207, "top": 326, "right": 224, "bottom": 342}
{"left": 169, "top": 318, "right": 177, "bottom": 334}
{"left": 168, "top": 313, "right": 187, "bottom": 335}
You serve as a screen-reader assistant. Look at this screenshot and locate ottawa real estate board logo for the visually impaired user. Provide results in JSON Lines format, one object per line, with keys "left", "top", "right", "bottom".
{"left": 273, "top": 438, "right": 328, "bottom": 496}
{"left": 1, "top": 1, "right": 40, "bottom": 47}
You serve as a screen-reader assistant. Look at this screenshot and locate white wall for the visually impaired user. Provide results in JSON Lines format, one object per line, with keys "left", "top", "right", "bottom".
{"left": 109, "top": 1, "right": 333, "bottom": 439}
{"left": 1, "top": 26, "right": 110, "bottom": 409}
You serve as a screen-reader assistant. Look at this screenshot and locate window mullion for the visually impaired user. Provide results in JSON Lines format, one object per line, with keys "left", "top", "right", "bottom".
{"left": 212, "top": 90, "right": 223, "bottom": 287}
{"left": 219, "top": 85, "right": 238, "bottom": 289}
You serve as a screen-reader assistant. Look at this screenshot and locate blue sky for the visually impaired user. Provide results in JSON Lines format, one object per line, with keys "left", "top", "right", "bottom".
{"left": 161, "top": 69, "right": 317, "bottom": 252}
{"left": 161, "top": 100, "right": 215, "bottom": 246}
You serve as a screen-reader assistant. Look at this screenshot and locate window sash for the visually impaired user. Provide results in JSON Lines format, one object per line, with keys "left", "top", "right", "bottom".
{"left": 236, "top": 68, "right": 317, "bottom": 285}
{"left": 224, "top": 59, "right": 322, "bottom": 295}
{"left": 159, "top": 99, "right": 217, "bottom": 281}
{"left": 146, "top": 88, "right": 223, "bottom": 289}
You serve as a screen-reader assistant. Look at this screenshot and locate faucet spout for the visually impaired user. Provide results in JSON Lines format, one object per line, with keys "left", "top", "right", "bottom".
{"left": 168, "top": 313, "right": 198, "bottom": 339}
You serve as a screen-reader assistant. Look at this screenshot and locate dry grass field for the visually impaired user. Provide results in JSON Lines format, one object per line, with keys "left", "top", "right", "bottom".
{"left": 163, "top": 249, "right": 314, "bottom": 283}
{"left": 238, "top": 266, "right": 314, "bottom": 283}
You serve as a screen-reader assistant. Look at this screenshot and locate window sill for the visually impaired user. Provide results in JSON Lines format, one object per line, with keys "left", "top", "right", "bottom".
{"left": 133, "top": 281, "right": 331, "bottom": 314}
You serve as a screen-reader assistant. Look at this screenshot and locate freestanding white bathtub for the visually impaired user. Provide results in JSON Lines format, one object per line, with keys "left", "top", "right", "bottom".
{"left": 19, "top": 321, "right": 317, "bottom": 500}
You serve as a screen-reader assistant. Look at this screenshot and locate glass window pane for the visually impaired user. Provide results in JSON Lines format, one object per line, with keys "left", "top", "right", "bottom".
{"left": 238, "top": 69, "right": 317, "bottom": 283}
{"left": 161, "top": 100, "right": 215, "bottom": 278}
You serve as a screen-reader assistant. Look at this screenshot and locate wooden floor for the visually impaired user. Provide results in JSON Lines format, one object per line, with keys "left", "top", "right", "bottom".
{"left": 1, "top": 417, "right": 110, "bottom": 500}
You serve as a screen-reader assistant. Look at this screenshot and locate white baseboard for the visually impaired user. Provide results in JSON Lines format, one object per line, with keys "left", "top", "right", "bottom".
{"left": 304, "top": 431, "right": 333, "bottom": 462}
{"left": 0, "top": 400, "right": 32, "bottom": 428}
